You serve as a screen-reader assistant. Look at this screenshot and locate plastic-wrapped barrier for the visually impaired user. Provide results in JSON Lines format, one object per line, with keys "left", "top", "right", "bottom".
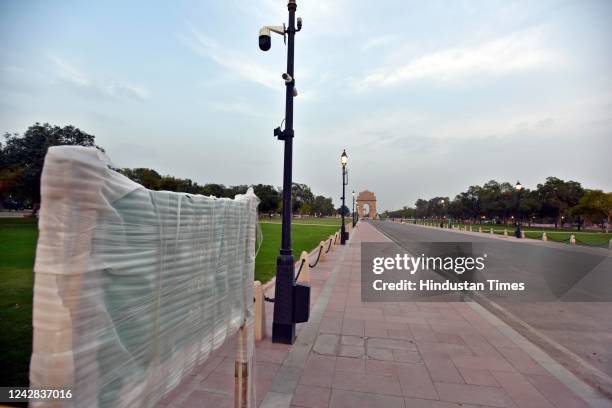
{"left": 30, "top": 146, "right": 259, "bottom": 407}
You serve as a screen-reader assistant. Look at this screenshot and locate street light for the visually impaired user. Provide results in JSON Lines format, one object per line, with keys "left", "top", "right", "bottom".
{"left": 438, "top": 199, "right": 445, "bottom": 228}
{"left": 514, "top": 181, "right": 523, "bottom": 238}
{"left": 352, "top": 190, "right": 356, "bottom": 228}
{"left": 260, "top": 0, "right": 308, "bottom": 345}
{"left": 340, "top": 150, "right": 349, "bottom": 245}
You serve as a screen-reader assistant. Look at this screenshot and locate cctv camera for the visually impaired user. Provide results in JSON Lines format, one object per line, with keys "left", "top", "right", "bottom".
{"left": 259, "top": 34, "right": 271, "bottom": 51}
{"left": 258, "top": 25, "right": 285, "bottom": 51}
{"left": 297, "top": 17, "right": 302, "bottom": 31}
{"left": 259, "top": 27, "right": 272, "bottom": 51}
{"left": 292, "top": 87, "right": 298, "bottom": 97}
{"left": 282, "top": 73, "right": 293, "bottom": 83}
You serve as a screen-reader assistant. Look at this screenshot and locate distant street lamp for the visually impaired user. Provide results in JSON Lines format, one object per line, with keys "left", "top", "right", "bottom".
{"left": 340, "top": 150, "right": 349, "bottom": 245}
{"left": 259, "top": 0, "right": 307, "bottom": 345}
{"left": 352, "top": 190, "right": 356, "bottom": 227}
{"left": 514, "top": 181, "right": 523, "bottom": 238}
{"left": 439, "top": 199, "right": 446, "bottom": 228}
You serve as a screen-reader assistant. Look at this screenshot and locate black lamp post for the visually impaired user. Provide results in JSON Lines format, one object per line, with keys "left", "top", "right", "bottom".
{"left": 514, "top": 181, "right": 523, "bottom": 238}
{"left": 340, "top": 150, "right": 348, "bottom": 245}
{"left": 260, "top": 0, "right": 307, "bottom": 344}
{"left": 352, "top": 190, "right": 356, "bottom": 228}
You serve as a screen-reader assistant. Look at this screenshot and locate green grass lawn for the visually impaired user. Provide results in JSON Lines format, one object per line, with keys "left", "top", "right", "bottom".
{"left": 255, "top": 222, "right": 340, "bottom": 283}
{"left": 0, "top": 217, "right": 339, "bottom": 386}
{"left": 258, "top": 217, "right": 342, "bottom": 226}
{"left": 417, "top": 221, "right": 612, "bottom": 247}
{"left": 0, "top": 218, "right": 37, "bottom": 387}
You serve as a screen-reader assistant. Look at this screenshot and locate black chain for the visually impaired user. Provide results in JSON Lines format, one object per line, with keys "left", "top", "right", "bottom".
{"left": 294, "top": 258, "right": 306, "bottom": 281}
{"left": 308, "top": 244, "right": 323, "bottom": 268}
{"left": 325, "top": 238, "right": 333, "bottom": 254}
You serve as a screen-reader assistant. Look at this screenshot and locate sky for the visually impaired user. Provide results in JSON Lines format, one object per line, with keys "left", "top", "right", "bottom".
{"left": 1, "top": 0, "right": 611, "bottom": 211}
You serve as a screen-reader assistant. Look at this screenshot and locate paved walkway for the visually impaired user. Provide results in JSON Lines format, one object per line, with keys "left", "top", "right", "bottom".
{"left": 159, "top": 222, "right": 609, "bottom": 408}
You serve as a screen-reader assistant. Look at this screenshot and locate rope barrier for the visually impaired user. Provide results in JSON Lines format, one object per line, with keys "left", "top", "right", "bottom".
{"left": 308, "top": 245, "right": 323, "bottom": 268}
{"left": 325, "top": 238, "right": 333, "bottom": 253}
{"left": 294, "top": 258, "right": 306, "bottom": 281}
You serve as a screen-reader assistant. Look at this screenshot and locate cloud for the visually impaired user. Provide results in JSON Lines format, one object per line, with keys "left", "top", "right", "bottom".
{"left": 362, "top": 34, "right": 396, "bottom": 51}
{"left": 50, "top": 56, "right": 149, "bottom": 101}
{"left": 207, "top": 98, "right": 266, "bottom": 117}
{"left": 353, "top": 27, "right": 565, "bottom": 89}
{"left": 179, "top": 28, "right": 278, "bottom": 89}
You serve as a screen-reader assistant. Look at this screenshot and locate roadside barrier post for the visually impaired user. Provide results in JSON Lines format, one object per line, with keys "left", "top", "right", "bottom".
{"left": 478, "top": 227, "right": 482, "bottom": 233}
{"left": 504, "top": 229, "right": 508, "bottom": 237}
{"left": 570, "top": 234, "right": 576, "bottom": 245}
{"left": 254, "top": 281, "right": 265, "bottom": 341}
{"left": 235, "top": 320, "right": 254, "bottom": 408}
{"left": 542, "top": 232, "right": 548, "bottom": 241}
{"left": 319, "top": 241, "right": 327, "bottom": 261}
{"left": 490, "top": 228, "right": 494, "bottom": 234}
{"left": 297, "top": 251, "right": 310, "bottom": 284}
{"left": 521, "top": 231, "right": 525, "bottom": 239}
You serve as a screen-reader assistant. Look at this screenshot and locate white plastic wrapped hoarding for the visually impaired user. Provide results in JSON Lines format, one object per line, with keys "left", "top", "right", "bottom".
{"left": 30, "top": 146, "right": 258, "bottom": 407}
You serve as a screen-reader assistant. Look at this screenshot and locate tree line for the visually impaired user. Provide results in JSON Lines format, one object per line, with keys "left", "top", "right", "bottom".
{"left": 0, "top": 123, "right": 336, "bottom": 216}
{"left": 383, "top": 178, "right": 612, "bottom": 230}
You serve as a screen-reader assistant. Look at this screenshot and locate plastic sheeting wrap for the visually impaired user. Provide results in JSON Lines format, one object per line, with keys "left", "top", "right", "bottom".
{"left": 30, "top": 146, "right": 259, "bottom": 407}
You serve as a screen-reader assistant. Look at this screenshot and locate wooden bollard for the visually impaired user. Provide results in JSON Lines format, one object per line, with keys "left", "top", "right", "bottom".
{"left": 235, "top": 320, "right": 254, "bottom": 408}
{"left": 503, "top": 229, "right": 508, "bottom": 237}
{"left": 609, "top": 238, "right": 612, "bottom": 249}
{"left": 319, "top": 241, "right": 327, "bottom": 261}
{"left": 490, "top": 228, "right": 494, "bottom": 234}
{"left": 542, "top": 232, "right": 548, "bottom": 242}
{"left": 570, "top": 234, "right": 576, "bottom": 245}
{"left": 469, "top": 226, "right": 473, "bottom": 232}
{"left": 478, "top": 227, "right": 482, "bottom": 233}
{"left": 521, "top": 231, "right": 525, "bottom": 239}
{"left": 253, "top": 281, "right": 265, "bottom": 341}
{"left": 297, "top": 251, "right": 310, "bottom": 284}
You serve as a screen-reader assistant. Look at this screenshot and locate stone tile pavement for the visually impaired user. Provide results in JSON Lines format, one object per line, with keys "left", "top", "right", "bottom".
{"left": 159, "top": 222, "right": 610, "bottom": 408}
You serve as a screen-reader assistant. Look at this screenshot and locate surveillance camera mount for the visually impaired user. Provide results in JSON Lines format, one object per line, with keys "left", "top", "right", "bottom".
{"left": 274, "top": 126, "right": 293, "bottom": 141}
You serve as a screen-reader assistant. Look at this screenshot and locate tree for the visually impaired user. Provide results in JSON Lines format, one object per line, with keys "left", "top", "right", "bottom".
{"left": 223, "top": 185, "right": 248, "bottom": 198}
{"left": 1, "top": 123, "right": 100, "bottom": 211}
{"left": 311, "top": 195, "right": 335, "bottom": 216}
{"left": 253, "top": 184, "right": 280, "bottom": 214}
{"left": 537, "top": 177, "right": 584, "bottom": 227}
{"left": 199, "top": 183, "right": 226, "bottom": 197}
{"left": 337, "top": 205, "right": 350, "bottom": 217}
{"left": 414, "top": 199, "right": 429, "bottom": 218}
{"left": 120, "top": 168, "right": 163, "bottom": 190}
{"left": 572, "top": 190, "right": 612, "bottom": 232}
{"left": 290, "top": 183, "right": 314, "bottom": 214}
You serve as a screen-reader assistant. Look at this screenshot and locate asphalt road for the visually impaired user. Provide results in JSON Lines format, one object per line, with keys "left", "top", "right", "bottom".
{"left": 369, "top": 220, "right": 612, "bottom": 397}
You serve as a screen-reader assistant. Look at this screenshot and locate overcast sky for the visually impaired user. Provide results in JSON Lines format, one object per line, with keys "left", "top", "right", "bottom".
{"left": 1, "top": 0, "right": 611, "bottom": 211}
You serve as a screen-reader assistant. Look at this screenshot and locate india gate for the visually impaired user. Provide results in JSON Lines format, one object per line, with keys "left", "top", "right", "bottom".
{"left": 356, "top": 190, "right": 377, "bottom": 219}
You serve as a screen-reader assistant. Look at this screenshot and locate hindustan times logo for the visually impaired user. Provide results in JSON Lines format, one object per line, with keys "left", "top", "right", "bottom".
{"left": 372, "top": 253, "right": 487, "bottom": 275}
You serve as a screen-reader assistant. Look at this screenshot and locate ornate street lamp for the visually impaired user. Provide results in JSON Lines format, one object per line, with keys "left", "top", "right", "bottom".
{"left": 340, "top": 150, "right": 349, "bottom": 245}
{"left": 260, "top": 0, "right": 308, "bottom": 344}
{"left": 514, "top": 181, "right": 523, "bottom": 238}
